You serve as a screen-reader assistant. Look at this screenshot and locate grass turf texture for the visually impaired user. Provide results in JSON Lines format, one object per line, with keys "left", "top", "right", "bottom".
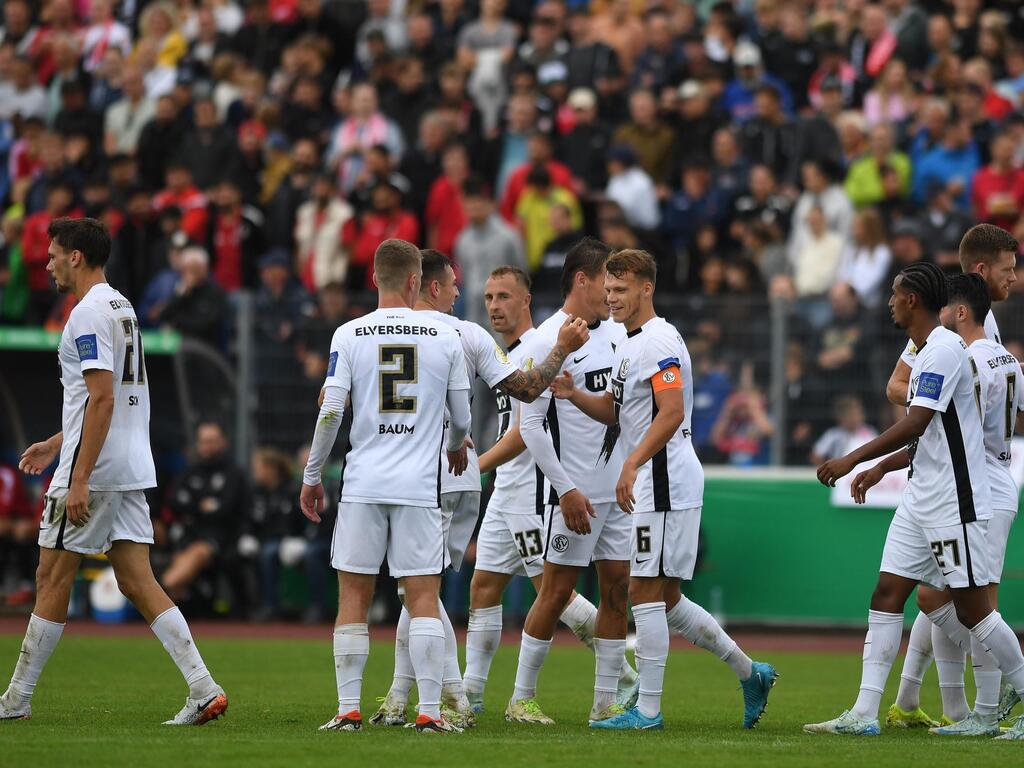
{"left": 0, "top": 633, "right": 1019, "bottom": 767}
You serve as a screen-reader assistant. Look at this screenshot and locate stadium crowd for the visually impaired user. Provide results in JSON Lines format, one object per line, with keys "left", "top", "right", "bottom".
{"left": 3, "top": 0, "right": 1024, "bottom": 617}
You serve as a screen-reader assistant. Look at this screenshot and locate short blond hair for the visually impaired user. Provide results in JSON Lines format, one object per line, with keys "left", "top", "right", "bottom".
{"left": 606, "top": 249, "right": 657, "bottom": 285}
{"left": 374, "top": 239, "right": 421, "bottom": 291}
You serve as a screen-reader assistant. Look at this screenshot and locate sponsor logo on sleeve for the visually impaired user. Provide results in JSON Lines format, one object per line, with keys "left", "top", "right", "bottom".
{"left": 327, "top": 351, "right": 338, "bottom": 377}
{"left": 75, "top": 334, "right": 98, "bottom": 361}
{"left": 917, "top": 372, "right": 944, "bottom": 400}
{"left": 657, "top": 356, "right": 680, "bottom": 371}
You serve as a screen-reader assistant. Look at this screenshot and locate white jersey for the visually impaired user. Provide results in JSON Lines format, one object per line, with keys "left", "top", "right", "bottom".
{"left": 521, "top": 310, "right": 626, "bottom": 509}
{"left": 970, "top": 338, "right": 1023, "bottom": 512}
{"left": 489, "top": 327, "right": 540, "bottom": 513}
{"left": 901, "top": 309, "right": 1000, "bottom": 367}
{"left": 420, "top": 310, "right": 517, "bottom": 494}
{"left": 325, "top": 307, "right": 469, "bottom": 507}
{"left": 903, "top": 326, "right": 991, "bottom": 525}
{"left": 52, "top": 283, "right": 155, "bottom": 491}
{"left": 607, "top": 317, "right": 704, "bottom": 511}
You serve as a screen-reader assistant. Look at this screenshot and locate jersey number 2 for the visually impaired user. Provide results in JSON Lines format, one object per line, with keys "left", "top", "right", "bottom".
{"left": 379, "top": 345, "right": 417, "bottom": 413}
{"left": 121, "top": 318, "right": 145, "bottom": 385}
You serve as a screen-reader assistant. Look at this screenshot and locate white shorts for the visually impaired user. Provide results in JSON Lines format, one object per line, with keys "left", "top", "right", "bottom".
{"left": 475, "top": 504, "right": 547, "bottom": 578}
{"left": 879, "top": 506, "right": 992, "bottom": 590}
{"left": 631, "top": 507, "right": 701, "bottom": 579}
{"left": 331, "top": 502, "right": 446, "bottom": 578}
{"left": 988, "top": 508, "right": 1016, "bottom": 583}
{"left": 544, "top": 501, "right": 631, "bottom": 567}
{"left": 442, "top": 490, "right": 481, "bottom": 572}
{"left": 38, "top": 488, "right": 153, "bottom": 555}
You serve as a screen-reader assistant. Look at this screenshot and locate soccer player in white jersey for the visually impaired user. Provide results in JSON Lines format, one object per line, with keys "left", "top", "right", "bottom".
{"left": 806, "top": 261, "right": 1024, "bottom": 740}
{"left": 0, "top": 218, "right": 227, "bottom": 725}
{"left": 371, "top": 251, "right": 590, "bottom": 727}
{"left": 550, "top": 250, "right": 778, "bottom": 730}
{"left": 300, "top": 239, "right": 472, "bottom": 734}
{"left": 464, "top": 266, "right": 638, "bottom": 714}
{"left": 884, "top": 224, "right": 1020, "bottom": 730}
{"left": 504, "top": 237, "right": 633, "bottom": 727}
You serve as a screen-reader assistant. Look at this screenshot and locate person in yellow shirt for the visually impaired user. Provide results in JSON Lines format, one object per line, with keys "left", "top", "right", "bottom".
{"left": 515, "top": 164, "right": 583, "bottom": 272}
{"left": 134, "top": 1, "right": 188, "bottom": 69}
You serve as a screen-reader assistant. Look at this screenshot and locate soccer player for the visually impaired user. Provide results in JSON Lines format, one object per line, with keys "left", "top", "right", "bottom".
{"left": 549, "top": 250, "right": 778, "bottom": 730}
{"left": 874, "top": 274, "right": 1023, "bottom": 736}
{"left": 464, "top": 266, "right": 638, "bottom": 713}
{"left": 371, "top": 250, "right": 590, "bottom": 727}
{"left": 503, "top": 237, "right": 633, "bottom": 727}
{"left": 300, "top": 239, "right": 472, "bottom": 734}
{"left": 1, "top": 218, "right": 227, "bottom": 725}
{"left": 806, "top": 261, "right": 1024, "bottom": 739}
{"left": 885, "top": 224, "right": 1020, "bottom": 729}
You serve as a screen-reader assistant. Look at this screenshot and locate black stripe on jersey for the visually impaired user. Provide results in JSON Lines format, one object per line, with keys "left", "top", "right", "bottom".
{"left": 57, "top": 396, "right": 90, "bottom": 551}
{"left": 940, "top": 401, "right": 977, "bottom": 524}
{"left": 543, "top": 503, "right": 554, "bottom": 561}
{"left": 545, "top": 399, "right": 562, "bottom": 506}
{"left": 658, "top": 511, "right": 667, "bottom": 578}
{"left": 436, "top": 453, "right": 442, "bottom": 509}
{"left": 961, "top": 522, "right": 977, "bottom": 588}
{"left": 535, "top": 465, "right": 546, "bottom": 516}
{"left": 508, "top": 338, "right": 522, "bottom": 352}
{"left": 650, "top": 386, "right": 671, "bottom": 512}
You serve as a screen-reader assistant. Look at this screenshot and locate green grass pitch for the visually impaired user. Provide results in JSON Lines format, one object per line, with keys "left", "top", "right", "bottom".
{"left": 0, "top": 632, "right": 1019, "bottom": 767}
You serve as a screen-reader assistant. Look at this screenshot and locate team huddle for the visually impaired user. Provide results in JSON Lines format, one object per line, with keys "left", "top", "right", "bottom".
{"left": 1, "top": 217, "right": 1023, "bottom": 740}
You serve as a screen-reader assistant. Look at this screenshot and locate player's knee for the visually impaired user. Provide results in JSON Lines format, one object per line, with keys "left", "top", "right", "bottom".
{"left": 869, "top": 581, "right": 903, "bottom": 613}
{"left": 469, "top": 577, "right": 499, "bottom": 608}
{"left": 953, "top": 601, "right": 985, "bottom": 630}
{"left": 115, "top": 574, "right": 142, "bottom": 603}
{"left": 539, "top": 577, "right": 574, "bottom": 610}
{"left": 915, "top": 588, "right": 946, "bottom": 614}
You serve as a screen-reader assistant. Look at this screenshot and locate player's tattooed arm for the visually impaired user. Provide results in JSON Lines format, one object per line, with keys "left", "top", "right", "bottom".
{"left": 497, "top": 318, "right": 590, "bottom": 402}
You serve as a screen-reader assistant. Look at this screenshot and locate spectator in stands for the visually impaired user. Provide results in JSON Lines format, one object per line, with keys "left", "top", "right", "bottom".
{"left": 533, "top": 202, "right": 582, "bottom": 295}
{"left": 559, "top": 87, "right": 610, "bottom": 198}
{"left": 515, "top": 163, "right": 581, "bottom": 272}
{"left": 913, "top": 115, "right": 980, "bottom": 209}
{"left": 500, "top": 130, "right": 573, "bottom": 222}
{"left": 781, "top": 340, "right": 823, "bottom": 466}
{"left": 793, "top": 205, "right": 844, "bottom": 308}
{"left": 723, "top": 41, "right": 792, "bottom": 123}
{"left": 107, "top": 185, "right": 165, "bottom": 305}
{"left": 265, "top": 137, "right": 318, "bottom": 248}
{"left": 424, "top": 142, "right": 470, "bottom": 258}
{"left": 849, "top": 2, "right": 896, "bottom": 98}
{"left": 0, "top": 55, "right": 46, "bottom": 121}
{"left": 135, "top": 95, "right": 186, "bottom": 191}
{"left": 741, "top": 83, "right": 801, "bottom": 190}
{"left": 710, "top": 364, "right": 773, "bottom": 466}
{"left": 710, "top": 126, "right": 750, "bottom": 207}
{"left": 612, "top": 89, "right": 674, "bottom": 186}
{"left": 863, "top": 58, "right": 915, "bottom": 128}
{"left": 22, "top": 181, "right": 78, "bottom": 323}
{"left": 789, "top": 159, "right": 853, "bottom": 259}
{"left": 762, "top": 3, "right": 817, "bottom": 111}
{"left": 662, "top": 160, "right": 728, "bottom": 256}
{"left": 957, "top": 79, "right": 999, "bottom": 164}
{"left": 732, "top": 163, "right": 791, "bottom": 239}
{"left": 918, "top": 181, "right": 975, "bottom": 266}
{"left": 837, "top": 207, "right": 892, "bottom": 310}
{"left": 327, "top": 81, "right": 405, "bottom": 195}
{"left": 134, "top": 1, "right": 188, "bottom": 70}
{"left": 972, "top": 130, "right": 1024, "bottom": 232}
{"left": 670, "top": 80, "right": 725, "bottom": 174}
{"left": 178, "top": 97, "right": 244, "bottom": 191}
{"left": 815, "top": 282, "right": 870, "bottom": 385}
{"left": 630, "top": 7, "right": 687, "bottom": 92}
{"left": 398, "top": 110, "right": 450, "bottom": 219}
{"left": 162, "top": 420, "right": 247, "bottom": 604}
{"left": 0, "top": 209, "right": 27, "bottom": 323}
{"left": 589, "top": 0, "right": 644, "bottom": 76}
{"left": 457, "top": 0, "right": 518, "bottom": 132}
{"left": 152, "top": 161, "right": 209, "bottom": 242}
{"left": 844, "top": 123, "right": 912, "bottom": 209}
{"left": 0, "top": 461, "right": 35, "bottom": 606}
{"left": 294, "top": 172, "right": 353, "bottom": 293}
{"left": 345, "top": 178, "right": 419, "bottom": 289}
{"left": 297, "top": 282, "right": 356, "bottom": 384}
{"left": 25, "top": 131, "right": 83, "bottom": 216}
{"left": 809, "top": 395, "right": 878, "bottom": 464}
{"left": 206, "top": 176, "right": 264, "bottom": 292}
{"left": 158, "top": 245, "right": 228, "bottom": 347}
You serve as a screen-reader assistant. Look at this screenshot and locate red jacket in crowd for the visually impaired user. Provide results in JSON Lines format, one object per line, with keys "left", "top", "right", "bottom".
{"left": 152, "top": 186, "right": 209, "bottom": 243}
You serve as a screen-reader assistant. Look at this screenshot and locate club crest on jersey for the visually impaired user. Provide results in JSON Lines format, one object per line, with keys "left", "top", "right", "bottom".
{"left": 661, "top": 370, "right": 677, "bottom": 384}
{"left": 524, "top": 357, "right": 534, "bottom": 370}
{"left": 551, "top": 534, "right": 569, "bottom": 553}
{"left": 917, "top": 372, "right": 943, "bottom": 400}
{"left": 75, "top": 334, "right": 98, "bottom": 361}
{"left": 494, "top": 344, "right": 509, "bottom": 364}
{"left": 585, "top": 367, "right": 612, "bottom": 392}
{"left": 617, "top": 358, "right": 630, "bottom": 379}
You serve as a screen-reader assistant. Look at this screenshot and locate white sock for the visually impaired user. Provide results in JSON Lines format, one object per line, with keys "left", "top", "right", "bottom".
{"left": 666, "top": 595, "right": 753, "bottom": 680}
{"left": 150, "top": 607, "right": 217, "bottom": 700}
{"left": 388, "top": 607, "right": 414, "bottom": 702}
{"left": 926, "top": 602, "right": 972, "bottom": 652}
{"left": 333, "top": 623, "right": 369, "bottom": 713}
{"left": 438, "top": 599, "right": 463, "bottom": 691}
{"left": 851, "top": 610, "right": 903, "bottom": 721}
{"left": 464, "top": 605, "right": 502, "bottom": 697}
{"left": 593, "top": 637, "right": 625, "bottom": 712}
{"left": 970, "top": 611, "right": 1024, "bottom": 696}
{"left": 931, "top": 615, "right": 969, "bottom": 722}
{"left": 971, "top": 635, "right": 1002, "bottom": 716}
{"left": 408, "top": 617, "right": 445, "bottom": 720}
{"left": 512, "top": 632, "right": 551, "bottom": 702}
{"left": 559, "top": 593, "right": 596, "bottom": 650}
{"left": 894, "top": 611, "right": 933, "bottom": 711}
{"left": 633, "top": 602, "right": 668, "bottom": 718}
{"left": 6, "top": 614, "right": 64, "bottom": 704}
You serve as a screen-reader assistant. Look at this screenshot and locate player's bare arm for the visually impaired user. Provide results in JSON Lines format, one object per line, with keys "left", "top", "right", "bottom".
{"left": 817, "top": 406, "right": 933, "bottom": 487}
{"left": 885, "top": 358, "right": 911, "bottom": 406}
{"left": 850, "top": 449, "right": 910, "bottom": 505}
{"left": 550, "top": 371, "right": 616, "bottom": 425}
{"left": 67, "top": 369, "right": 116, "bottom": 526}
{"left": 478, "top": 422, "right": 526, "bottom": 473}
{"left": 19, "top": 432, "right": 63, "bottom": 475}
{"left": 617, "top": 385, "right": 684, "bottom": 513}
{"left": 497, "top": 317, "right": 589, "bottom": 402}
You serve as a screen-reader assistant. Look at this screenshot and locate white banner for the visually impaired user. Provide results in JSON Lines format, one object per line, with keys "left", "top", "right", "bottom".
{"left": 830, "top": 437, "right": 1024, "bottom": 509}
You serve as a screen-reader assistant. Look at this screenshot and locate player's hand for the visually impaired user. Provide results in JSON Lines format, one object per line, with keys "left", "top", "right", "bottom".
{"left": 550, "top": 371, "right": 575, "bottom": 400}
{"left": 555, "top": 316, "right": 589, "bottom": 353}
{"left": 19, "top": 439, "right": 59, "bottom": 475}
{"left": 448, "top": 445, "right": 468, "bottom": 476}
{"left": 559, "top": 489, "right": 596, "bottom": 535}
{"left": 851, "top": 465, "right": 884, "bottom": 504}
{"left": 616, "top": 462, "right": 638, "bottom": 514}
{"left": 300, "top": 482, "right": 325, "bottom": 523}
{"left": 463, "top": 436, "right": 475, "bottom": 451}
{"left": 66, "top": 480, "right": 91, "bottom": 527}
{"left": 816, "top": 455, "right": 855, "bottom": 487}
